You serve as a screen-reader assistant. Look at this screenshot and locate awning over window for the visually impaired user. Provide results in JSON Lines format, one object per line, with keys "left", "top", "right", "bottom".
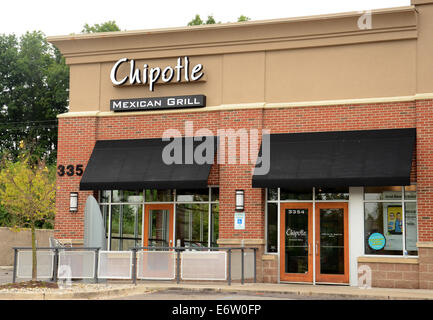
{"left": 80, "top": 137, "right": 216, "bottom": 190}
{"left": 252, "top": 128, "right": 416, "bottom": 188}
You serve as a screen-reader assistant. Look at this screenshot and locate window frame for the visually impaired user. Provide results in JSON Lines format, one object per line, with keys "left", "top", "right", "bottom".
{"left": 363, "top": 185, "right": 418, "bottom": 257}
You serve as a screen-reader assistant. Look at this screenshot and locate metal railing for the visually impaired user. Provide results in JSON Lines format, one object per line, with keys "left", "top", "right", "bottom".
{"left": 12, "top": 246, "right": 257, "bottom": 286}
{"left": 132, "top": 247, "right": 257, "bottom": 286}
{"left": 12, "top": 247, "right": 100, "bottom": 284}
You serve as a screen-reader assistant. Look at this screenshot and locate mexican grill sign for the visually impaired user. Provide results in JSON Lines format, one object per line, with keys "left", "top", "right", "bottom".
{"left": 110, "top": 95, "right": 206, "bottom": 112}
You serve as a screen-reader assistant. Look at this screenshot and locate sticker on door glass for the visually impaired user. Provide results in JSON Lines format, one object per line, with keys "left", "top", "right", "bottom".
{"left": 368, "top": 232, "right": 386, "bottom": 250}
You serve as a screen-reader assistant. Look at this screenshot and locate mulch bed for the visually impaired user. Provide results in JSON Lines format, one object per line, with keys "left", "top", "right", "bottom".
{"left": 0, "top": 281, "right": 58, "bottom": 290}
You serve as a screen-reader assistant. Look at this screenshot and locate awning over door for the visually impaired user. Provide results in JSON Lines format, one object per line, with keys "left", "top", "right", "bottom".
{"left": 80, "top": 137, "right": 216, "bottom": 190}
{"left": 252, "top": 128, "right": 416, "bottom": 188}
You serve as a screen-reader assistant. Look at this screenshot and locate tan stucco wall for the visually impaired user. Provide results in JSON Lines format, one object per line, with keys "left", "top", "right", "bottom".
{"left": 48, "top": 5, "right": 432, "bottom": 114}
{"left": 0, "top": 227, "right": 54, "bottom": 266}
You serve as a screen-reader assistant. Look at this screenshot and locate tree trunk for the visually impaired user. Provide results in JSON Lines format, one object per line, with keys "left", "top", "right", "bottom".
{"left": 31, "top": 224, "right": 37, "bottom": 281}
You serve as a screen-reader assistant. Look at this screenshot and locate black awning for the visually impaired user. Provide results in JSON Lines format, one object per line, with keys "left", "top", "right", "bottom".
{"left": 252, "top": 128, "right": 416, "bottom": 188}
{"left": 80, "top": 137, "right": 216, "bottom": 190}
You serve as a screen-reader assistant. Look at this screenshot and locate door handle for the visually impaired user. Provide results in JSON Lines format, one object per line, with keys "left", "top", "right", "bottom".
{"left": 315, "top": 242, "right": 319, "bottom": 256}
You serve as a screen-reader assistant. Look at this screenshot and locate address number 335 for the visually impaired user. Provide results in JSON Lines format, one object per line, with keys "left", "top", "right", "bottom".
{"left": 57, "top": 164, "right": 84, "bottom": 177}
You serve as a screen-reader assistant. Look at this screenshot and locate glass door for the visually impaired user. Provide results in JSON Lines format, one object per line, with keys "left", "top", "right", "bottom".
{"left": 315, "top": 202, "right": 349, "bottom": 283}
{"left": 143, "top": 204, "right": 174, "bottom": 249}
{"left": 280, "top": 203, "right": 313, "bottom": 282}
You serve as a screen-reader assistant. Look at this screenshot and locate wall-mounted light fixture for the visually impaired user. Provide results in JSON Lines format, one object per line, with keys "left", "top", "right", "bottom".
{"left": 235, "top": 190, "right": 244, "bottom": 212}
{"left": 70, "top": 192, "right": 78, "bottom": 212}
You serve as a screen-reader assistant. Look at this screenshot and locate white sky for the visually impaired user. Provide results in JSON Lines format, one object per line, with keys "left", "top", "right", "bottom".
{"left": 1, "top": 0, "right": 410, "bottom": 37}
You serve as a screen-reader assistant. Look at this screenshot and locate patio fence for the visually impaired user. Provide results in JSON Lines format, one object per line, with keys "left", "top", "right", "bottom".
{"left": 12, "top": 246, "right": 257, "bottom": 285}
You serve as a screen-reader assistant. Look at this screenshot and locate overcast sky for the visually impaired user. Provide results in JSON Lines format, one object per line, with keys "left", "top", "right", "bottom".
{"left": 1, "top": 0, "right": 410, "bottom": 37}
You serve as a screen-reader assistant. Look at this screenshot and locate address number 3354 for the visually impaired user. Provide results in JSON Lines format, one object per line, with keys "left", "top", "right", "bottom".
{"left": 57, "top": 164, "right": 84, "bottom": 177}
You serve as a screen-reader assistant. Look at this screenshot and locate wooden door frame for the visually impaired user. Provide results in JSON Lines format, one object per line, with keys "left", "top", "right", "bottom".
{"left": 280, "top": 202, "right": 314, "bottom": 283}
{"left": 143, "top": 204, "right": 174, "bottom": 248}
{"left": 314, "top": 202, "right": 349, "bottom": 284}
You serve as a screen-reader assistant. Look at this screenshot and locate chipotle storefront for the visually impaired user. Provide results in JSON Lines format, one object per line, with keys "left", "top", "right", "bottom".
{"left": 49, "top": 0, "right": 433, "bottom": 289}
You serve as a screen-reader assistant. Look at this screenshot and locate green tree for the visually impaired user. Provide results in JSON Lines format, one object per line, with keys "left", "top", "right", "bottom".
{"left": 188, "top": 14, "right": 221, "bottom": 25}
{"left": 81, "top": 20, "right": 121, "bottom": 33}
{"left": 237, "top": 15, "right": 251, "bottom": 22}
{"left": 0, "top": 144, "right": 56, "bottom": 280}
{"left": 187, "top": 14, "right": 250, "bottom": 26}
{"left": 0, "top": 31, "right": 69, "bottom": 164}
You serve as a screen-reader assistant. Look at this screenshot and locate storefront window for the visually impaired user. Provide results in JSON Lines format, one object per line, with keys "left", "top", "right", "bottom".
{"left": 364, "top": 186, "right": 417, "bottom": 256}
{"left": 211, "top": 188, "right": 219, "bottom": 202}
{"left": 99, "top": 188, "right": 219, "bottom": 250}
{"left": 100, "top": 191, "right": 110, "bottom": 203}
{"left": 122, "top": 190, "right": 144, "bottom": 203}
{"left": 267, "top": 203, "right": 278, "bottom": 253}
{"left": 176, "top": 204, "right": 209, "bottom": 247}
{"left": 267, "top": 188, "right": 278, "bottom": 201}
{"left": 176, "top": 189, "right": 209, "bottom": 202}
{"left": 405, "top": 185, "right": 417, "bottom": 200}
{"left": 280, "top": 188, "right": 313, "bottom": 201}
{"left": 315, "top": 187, "right": 349, "bottom": 200}
{"left": 364, "top": 186, "right": 402, "bottom": 201}
{"left": 145, "top": 189, "right": 174, "bottom": 202}
{"left": 109, "top": 204, "right": 142, "bottom": 251}
{"left": 405, "top": 202, "right": 418, "bottom": 255}
{"left": 211, "top": 204, "right": 219, "bottom": 247}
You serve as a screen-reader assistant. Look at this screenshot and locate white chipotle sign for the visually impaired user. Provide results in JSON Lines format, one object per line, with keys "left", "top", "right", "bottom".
{"left": 110, "top": 56, "right": 204, "bottom": 91}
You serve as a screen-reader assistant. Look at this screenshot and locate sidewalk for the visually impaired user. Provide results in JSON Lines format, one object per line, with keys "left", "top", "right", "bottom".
{"left": 1, "top": 280, "right": 433, "bottom": 300}
{"left": 119, "top": 281, "right": 433, "bottom": 300}
{"left": 1, "top": 265, "right": 433, "bottom": 300}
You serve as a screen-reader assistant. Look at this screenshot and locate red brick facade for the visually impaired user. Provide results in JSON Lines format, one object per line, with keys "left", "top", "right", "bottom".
{"left": 56, "top": 99, "right": 430, "bottom": 287}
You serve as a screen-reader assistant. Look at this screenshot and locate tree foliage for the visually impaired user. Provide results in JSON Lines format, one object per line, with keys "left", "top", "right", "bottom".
{"left": 0, "top": 145, "right": 56, "bottom": 279}
{"left": 187, "top": 14, "right": 250, "bottom": 25}
{"left": 0, "top": 31, "right": 69, "bottom": 164}
{"left": 81, "top": 20, "right": 121, "bottom": 33}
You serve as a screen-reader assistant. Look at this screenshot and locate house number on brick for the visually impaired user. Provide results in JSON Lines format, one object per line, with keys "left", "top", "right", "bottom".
{"left": 57, "top": 164, "right": 84, "bottom": 177}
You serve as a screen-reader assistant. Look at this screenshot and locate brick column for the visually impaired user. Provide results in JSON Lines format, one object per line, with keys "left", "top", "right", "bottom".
{"left": 416, "top": 98, "right": 433, "bottom": 289}
{"left": 55, "top": 116, "right": 97, "bottom": 243}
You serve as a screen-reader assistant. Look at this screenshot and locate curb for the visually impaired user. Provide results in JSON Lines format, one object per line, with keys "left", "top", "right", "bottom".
{"left": 128, "top": 285, "right": 432, "bottom": 300}
{"left": 0, "top": 284, "right": 432, "bottom": 300}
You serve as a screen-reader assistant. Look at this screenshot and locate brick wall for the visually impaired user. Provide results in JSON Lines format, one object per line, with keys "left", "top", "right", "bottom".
{"left": 56, "top": 100, "right": 426, "bottom": 287}
{"left": 416, "top": 99, "right": 433, "bottom": 242}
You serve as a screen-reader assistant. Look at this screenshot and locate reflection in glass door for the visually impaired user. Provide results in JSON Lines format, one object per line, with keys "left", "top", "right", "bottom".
{"left": 144, "top": 204, "right": 174, "bottom": 249}
{"left": 315, "top": 203, "right": 349, "bottom": 283}
{"left": 280, "top": 203, "right": 313, "bottom": 282}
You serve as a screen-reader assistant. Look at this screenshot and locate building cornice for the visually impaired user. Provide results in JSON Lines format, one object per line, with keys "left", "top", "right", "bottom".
{"left": 48, "top": 6, "right": 417, "bottom": 65}
{"left": 57, "top": 93, "right": 433, "bottom": 119}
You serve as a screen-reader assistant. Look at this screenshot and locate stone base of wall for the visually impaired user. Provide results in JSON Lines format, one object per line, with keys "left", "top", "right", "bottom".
{"left": 418, "top": 245, "right": 433, "bottom": 289}
{"left": 262, "top": 254, "right": 278, "bottom": 283}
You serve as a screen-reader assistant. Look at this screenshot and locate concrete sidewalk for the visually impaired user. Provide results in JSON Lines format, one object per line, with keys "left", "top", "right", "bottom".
{"left": 1, "top": 263, "right": 432, "bottom": 300}
{"left": 2, "top": 281, "right": 432, "bottom": 300}
{"left": 121, "top": 281, "right": 433, "bottom": 300}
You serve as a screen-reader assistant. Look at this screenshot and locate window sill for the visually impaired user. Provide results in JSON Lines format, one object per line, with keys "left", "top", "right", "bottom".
{"left": 358, "top": 256, "right": 418, "bottom": 264}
